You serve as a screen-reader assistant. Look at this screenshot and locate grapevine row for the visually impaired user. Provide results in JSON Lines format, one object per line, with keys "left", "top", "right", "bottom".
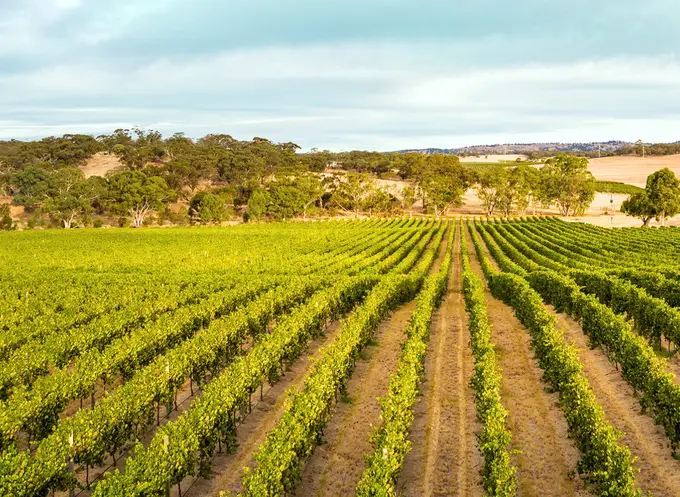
{"left": 238, "top": 224, "right": 446, "bottom": 496}
{"left": 355, "top": 224, "right": 454, "bottom": 496}
{"left": 0, "top": 222, "right": 428, "bottom": 450}
{"left": 459, "top": 226, "right": 516, "bottom": 496}
{"left": 90, "top": 223, "right": 443, "bottom": 496}
{"left": 0, "top": 222, "right": 435, "bottom": 495}
{"left": 468, "top": 222, "right": 640, "bottom": 497}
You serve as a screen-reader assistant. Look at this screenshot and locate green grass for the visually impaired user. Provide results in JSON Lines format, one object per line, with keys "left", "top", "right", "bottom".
{"left": 594, "top": 181, "right": 643, "bottom": 195}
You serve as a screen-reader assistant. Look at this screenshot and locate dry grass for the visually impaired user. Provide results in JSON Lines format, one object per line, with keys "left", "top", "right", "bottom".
{"left": 79, "top": 152, "right": 123, "bottom": 178}
{"left": 588, "top": 154, "right": 680, "bottom": 187}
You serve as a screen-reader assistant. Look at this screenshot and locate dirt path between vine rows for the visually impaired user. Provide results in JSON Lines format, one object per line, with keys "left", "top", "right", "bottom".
{"left": 661, "top": 350, "right": 680, "bottom": 382}
{"left": 170, "top": 318, "right": 346, "bottom": 497}
{"left": 291, "top": 225, "right": 451, "bottom": 497}
{"left": 398, "top": 226, "right": 483, "bottom": 497}
{"left": 550, "top": 310, "right": 680, "bottom": 496}
{"left": 468, "top": 234, "right": 590, "bottom": 497}
{"left": 291, "top": 299, "right": 417, "bottom": 497}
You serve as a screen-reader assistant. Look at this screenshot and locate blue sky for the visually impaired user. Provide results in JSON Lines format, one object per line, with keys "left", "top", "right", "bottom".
{"left": 1, "top": 0, "right": 679, "bottom": 150}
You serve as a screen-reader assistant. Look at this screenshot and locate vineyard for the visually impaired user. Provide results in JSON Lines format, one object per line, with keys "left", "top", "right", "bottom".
{"left": 2, "top": 218, "right": 680, "bottom": 497}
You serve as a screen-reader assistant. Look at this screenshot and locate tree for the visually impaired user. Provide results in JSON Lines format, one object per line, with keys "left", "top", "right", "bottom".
{"left": 401, "top": 185, "right": 416, "bottom": 218}
{"left": 621, "top": 192, "right": 656, "bottom": 227}
{"left": 513, "top": 165, "right": 540, "bottom": 215}
{"left": 538, "top": 155, "right": 595, "bottom": 216}
{"left": 497, "top": 165, "right": 540, "bottom": 217}
{"left": 475, "top": 167, "right": 507, "bottom": 216}
{"left": 417, "top": 155, "right": 469, "bottom": 217}
{"left": 189, "top": 192, "right": 228, "bottom": 224}
{"left": 9, "top": 166, "right": 50, "bottom": 209}
{"left": 0, "top": 204, "right": 13, "bottom": 230}
{"left": 106, "top": 171, "right": 175, "bottom": 227}
{"left": 111, "top": 128, "right": 166, "bottom": 170}
{"left": 301, "top": 149, "right": 331, "bottom": 172}
{"left": 363, "top": 187, "right": 398, "bottom": 216}
{"left": 398, "top": 153, "right": 425, "bottom": 179}
{"left": 644, "top": 168, "right": 680, "bottom": 226}
{"left": 247, "top": 189, "right": 270, "bottom": 220}
{"left": 267, "top": 182, "right": 307, "bottom": 220}
{"left": 43, "top": 168, "right": 94, "bottom": 228}
{"left": 329, "top": 173, "right": 376, "bottom": 218}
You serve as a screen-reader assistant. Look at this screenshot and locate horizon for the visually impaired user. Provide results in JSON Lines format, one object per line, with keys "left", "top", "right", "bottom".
{"left": 2, "top": 1, "right": 680, "bottom": 151}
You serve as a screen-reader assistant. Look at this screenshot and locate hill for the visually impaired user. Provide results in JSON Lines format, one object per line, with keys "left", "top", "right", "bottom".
{"left": 398, "top": 141, "right": 631, "bottom": 156}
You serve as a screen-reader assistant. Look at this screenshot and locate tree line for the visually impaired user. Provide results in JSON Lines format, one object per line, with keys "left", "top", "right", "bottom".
{"left": 0, "top": 129, "right": 600, "bottom": 229}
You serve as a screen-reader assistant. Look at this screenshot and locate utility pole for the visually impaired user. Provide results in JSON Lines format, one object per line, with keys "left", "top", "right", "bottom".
{"left": 610, "top": 193, "right": 614, "bottom": 228}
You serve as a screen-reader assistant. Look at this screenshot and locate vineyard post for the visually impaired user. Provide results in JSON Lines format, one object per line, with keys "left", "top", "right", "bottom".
{"left": 68, "top": 431, "right": 75, "bottom": 497}
{"left": 164, "top": 435, "right": 171, "bottom": 497}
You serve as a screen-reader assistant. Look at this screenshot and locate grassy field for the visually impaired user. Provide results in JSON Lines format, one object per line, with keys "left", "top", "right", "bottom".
{"left": 594, "top": 180, "right": 643, "bottom": 195}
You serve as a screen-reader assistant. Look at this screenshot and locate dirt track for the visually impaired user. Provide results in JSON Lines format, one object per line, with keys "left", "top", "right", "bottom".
{"left": 179, "top": 319, "right": 347, "bottom": 497}
{"left": 293, "top": 226, "right": 452, "bottom": 496}
{"left": 468, "top": 235, "right": 590, "bottom": 497}
{"left": 292, "top": 298, "right": 417, "bottom": 497}
{"left": 398, "top": 226, "right": 483, "bottom": 497}
{"left": 552, "top": 310, "right": 680, "bottom": 497}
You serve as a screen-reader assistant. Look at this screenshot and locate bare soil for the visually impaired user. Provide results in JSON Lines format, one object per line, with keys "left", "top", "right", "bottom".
{"left": 660, "top": 349, "right": 680, "bottom": 381}
{"left": 291, "top": 226, "right": 451, "bottom": 496}
{"left": 292, "top": 299, "right": 417, "bottom": 497}
{"left": 398, "top": 227, "right": 483, "bottom": 497}
{"left": 178, "top": 319, "right": 347, "bottom": 497}
{"left": 551, "top": 310, "right": 680, "bottom": 496}
{"left": 79, "top": 152, "right": 123, "bottom": 178}
{"left": 466, "top": 242, "right": 590, "bottom": 497}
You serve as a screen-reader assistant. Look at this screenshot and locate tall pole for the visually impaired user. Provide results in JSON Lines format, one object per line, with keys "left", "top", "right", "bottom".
{"left": 610, "top": 193, "right": 614, "bottom": 228}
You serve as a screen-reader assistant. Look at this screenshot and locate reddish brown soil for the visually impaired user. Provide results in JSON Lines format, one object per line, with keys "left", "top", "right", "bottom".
{"left": 467, "top": 241, "right": 589, "bottom": 497}
{"left": 398, "top": 226, "right": 483, "bottom": 497}
{"left": 552, "top": 310, "right": 680, "bottom": 496}
{"left": 291, "top": 226, "right": 451, "bottom": 497}
{"left": 177, "top": 320, "right": 347, "bottom": 497}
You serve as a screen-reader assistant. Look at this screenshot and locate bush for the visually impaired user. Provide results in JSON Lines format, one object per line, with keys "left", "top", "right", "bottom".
{"left": 168, "top": 206, "right": 189, "bottom": 226}
{"left": 93, "top": 219, "right": 104, "bottom": 228}
{"left": 156, "top": 209, "right": 167, "bottom": 226}
{"left": 0, "top": 205, "right": 14, "bottom": 230}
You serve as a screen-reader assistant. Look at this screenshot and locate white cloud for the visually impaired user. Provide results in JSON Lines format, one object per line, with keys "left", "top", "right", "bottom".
{"left": 1, "top": 41, "right": 680, "bottom": 149}
{"left": 50, "top": 0, "right": 82, "bottom": 10}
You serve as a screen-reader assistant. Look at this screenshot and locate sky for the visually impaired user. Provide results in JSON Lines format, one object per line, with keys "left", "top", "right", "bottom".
{"left": 1, "top": 0, "right": 679, "bottom": 151}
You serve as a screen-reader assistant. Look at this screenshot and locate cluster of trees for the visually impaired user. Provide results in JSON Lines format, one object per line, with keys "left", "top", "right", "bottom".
{"left": 612, "top": 141, "right": 680, "bottom": 158}
{"left": 0, "top": 130, "right": 326, "bottom": 228}
{"left": 0, "top": 129, "right": 604, "bottom": 229}
{"left": 0, "top": 132, "right": 476, "bottom": 227}
{"left": 3, "top": 166, "right": 176, "bottom": 228}
{"left": 621, "top": 168, "right": 680, "bottom": 226}
{"left": 323, "top": 150, "right": 467, "bottom": 180}
{"left": 474, "top": 155, "right": 596, "bottom": 217}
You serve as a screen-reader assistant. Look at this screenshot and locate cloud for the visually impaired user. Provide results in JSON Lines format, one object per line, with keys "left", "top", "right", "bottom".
{"left": 1, "top": 1, "right": 679, "bottom": 149}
